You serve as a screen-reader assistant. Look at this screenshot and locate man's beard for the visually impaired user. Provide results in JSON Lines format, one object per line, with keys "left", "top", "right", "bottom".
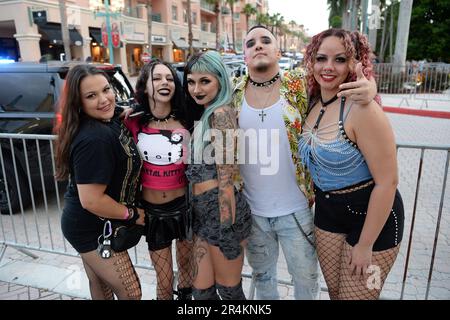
{"left": 254, "top": 63, "right": 269, "bottom": 73}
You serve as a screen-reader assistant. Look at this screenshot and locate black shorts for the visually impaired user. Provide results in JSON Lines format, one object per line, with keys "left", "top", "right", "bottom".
{"left": 142, "top": 195, "right": 190, "bottom": 251}
{"left": 314, "top": 180, "right": 404, "bottom": 251}
{"left": 61, "top": 208, "right": 104, "bottom": 254}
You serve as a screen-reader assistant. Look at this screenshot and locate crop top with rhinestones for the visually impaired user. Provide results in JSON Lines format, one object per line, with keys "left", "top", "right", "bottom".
{"left": 124, "top": 117, "right": 188, "bottom": 190}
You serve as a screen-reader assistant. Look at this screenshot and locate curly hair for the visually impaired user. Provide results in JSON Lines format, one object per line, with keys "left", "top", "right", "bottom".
{"left": 134, "top": 59, "right": 188, "bottom": 128}
{"left": 304, "top": 28, "right": 375, "bottom": 107}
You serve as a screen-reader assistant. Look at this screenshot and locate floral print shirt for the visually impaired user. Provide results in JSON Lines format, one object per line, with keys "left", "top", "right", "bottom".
{"left": 231, "top": 69, "right": 314, "bottom": 203}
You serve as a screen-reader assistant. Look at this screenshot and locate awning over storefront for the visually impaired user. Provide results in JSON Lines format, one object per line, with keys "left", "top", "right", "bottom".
{"left": 89, "top": 27, "right": 102, "bottom": 45}
{"left": 172, "top": 38, "right": 188, "bottom": 50}
{"left": 39, "top": 23, "right": 83, "bottom": 46}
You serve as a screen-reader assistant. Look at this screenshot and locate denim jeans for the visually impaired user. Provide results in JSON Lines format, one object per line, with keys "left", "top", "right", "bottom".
{"left": 246, "top": 208, "right": 320, "bottom": 300}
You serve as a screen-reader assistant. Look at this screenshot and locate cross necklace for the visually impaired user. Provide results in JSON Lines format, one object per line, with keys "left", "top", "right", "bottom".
{"left": 253, "top": 84, "right": 277, "bottom": 123}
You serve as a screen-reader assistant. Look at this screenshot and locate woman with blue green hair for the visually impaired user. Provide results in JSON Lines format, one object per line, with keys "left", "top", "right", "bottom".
{"left": 184, "top": 50, "right": 251, "bottom": 300}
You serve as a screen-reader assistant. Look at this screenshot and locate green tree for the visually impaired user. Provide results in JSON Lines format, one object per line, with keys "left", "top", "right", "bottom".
{"left": 328, "top": 0, "right": 344, "bottom": 28}
{"left": 146, "top": 0, "right": 152, "bottom": 57}
{"left": 187, "top": 0, "right": 193, "bottom": 56}
{"left": 241, "top": 3, "right": 257, "bottom": 30}
{"left": 205, "top": 0, "right": 221, "bottom": 50}
{"left": 225, "top": 0, "right": 237, "bottom": 51}
{"left": 407, "top": 0, "right": 450, "bottom": 62}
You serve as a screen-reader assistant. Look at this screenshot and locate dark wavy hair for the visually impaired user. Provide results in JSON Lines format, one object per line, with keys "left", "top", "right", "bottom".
{"left": 304, "top": 28, "right": 376, "bottom": 109}
{"left": 55, "top": 64, "right": 110, "bottom": 180}
{"left": 134, "top": 59, "right": 188, "bottom": 128}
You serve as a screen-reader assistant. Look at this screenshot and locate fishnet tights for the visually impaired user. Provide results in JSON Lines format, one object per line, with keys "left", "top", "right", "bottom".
{"left": 315, "top": 227, "right": 346, "bottom": 300}
{"left": 315, "top": 227, "right": 401, "bottom": 300}
{"left": 81, "top": 250, "right": 142, "bottom": 300}
{"left": 339, "top": 242, "right": 400, "bottom": 300}
{"left": 150, "top": 239, "right": 194, "bottom": 300}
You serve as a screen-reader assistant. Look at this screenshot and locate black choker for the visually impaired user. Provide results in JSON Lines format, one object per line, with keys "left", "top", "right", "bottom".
{"left": 249, "top": 73, "right": 280, "bottom": 87}
{"left": 320, "top": 94, "right": 338, "bottom": 107}
{"left": 150, "top": 113, "right": 174, "bottom": 123}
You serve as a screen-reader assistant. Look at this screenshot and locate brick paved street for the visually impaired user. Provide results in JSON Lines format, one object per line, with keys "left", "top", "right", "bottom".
{"left": 0, "top": 281, "right": 85, "bottom": 300}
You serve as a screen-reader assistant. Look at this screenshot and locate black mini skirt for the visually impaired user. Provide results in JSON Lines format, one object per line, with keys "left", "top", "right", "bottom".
{"left": 141, "top": 195, "right": 191, "bottom": 251}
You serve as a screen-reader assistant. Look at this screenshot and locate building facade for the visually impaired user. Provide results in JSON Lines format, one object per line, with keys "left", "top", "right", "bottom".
{"left": 0, "top": 0, "right": 275, "bottom": 75}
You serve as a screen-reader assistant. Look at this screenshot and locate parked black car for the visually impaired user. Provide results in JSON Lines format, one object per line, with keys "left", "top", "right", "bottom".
{"left": 0, "top": 61, "right": 135, "bottom": 214}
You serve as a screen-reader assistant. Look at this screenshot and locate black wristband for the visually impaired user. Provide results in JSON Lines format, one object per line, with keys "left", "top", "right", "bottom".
{"left": 125, "top": 205, "right": 139, "bottom": 224}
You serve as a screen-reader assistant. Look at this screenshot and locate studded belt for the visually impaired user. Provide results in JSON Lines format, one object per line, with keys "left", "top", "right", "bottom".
{"left": 329, "top": 180, "right": 374, "bottom": 194}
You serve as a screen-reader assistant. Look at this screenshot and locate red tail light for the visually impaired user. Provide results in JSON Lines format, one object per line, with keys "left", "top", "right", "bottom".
{"left": 54, "top": 112, "right": 62, "bottom": 133}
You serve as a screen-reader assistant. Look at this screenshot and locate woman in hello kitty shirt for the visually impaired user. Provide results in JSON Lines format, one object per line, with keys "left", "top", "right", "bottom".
{"left": 124, "top": 60, "right": 194, "bottom": 300}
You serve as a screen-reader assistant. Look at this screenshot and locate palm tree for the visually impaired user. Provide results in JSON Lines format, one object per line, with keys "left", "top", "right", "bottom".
{"left": 58, "top": 0, "right": 72, "bottom": 61}
{"left": 241, "top": 3, "right": 257, "bottom": 31}
{"left": 225, "top": 0, "right": 237, "bottom": 52}
{"left": 187, "top": 0, "right": 193, "bottom": 56}
{"left": 255, "top": 12, "right": 270, "bottom": 27}
{"left": 146, "top": 0, "right": 152, "bottom": 56}
{"left": 368, "top": 0, "right": 380, "bottom": 51}
{"left": 327, "top": 0, "right": 343, "bottom": 28}
{"left": 393, "top": 0, "right": 413, "bottom": 71}
{"left": 205, "top": 0, "right": 221, "bottom": 50}
{"left": 288, "top": 20, "right": 297, "bottom": 51}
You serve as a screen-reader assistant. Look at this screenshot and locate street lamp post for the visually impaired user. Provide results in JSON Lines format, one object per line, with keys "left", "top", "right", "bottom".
{"left": 90, "top": 0, "right": 123, "bottom": 64}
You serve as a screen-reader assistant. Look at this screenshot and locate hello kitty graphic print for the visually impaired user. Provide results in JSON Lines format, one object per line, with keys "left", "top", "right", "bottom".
{"left": 124, "top": 117, "right": 188, "bottom": 190}
{"left": 137, "top": 131, "right": 183, "bottom": 165}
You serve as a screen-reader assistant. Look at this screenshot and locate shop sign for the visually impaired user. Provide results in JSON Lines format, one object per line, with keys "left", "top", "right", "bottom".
{"left": 151, "top": 35, "right": 166, "bottom": 43}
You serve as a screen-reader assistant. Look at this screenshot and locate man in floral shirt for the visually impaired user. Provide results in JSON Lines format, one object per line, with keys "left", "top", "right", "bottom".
{"left": 231, "top": 25, "right": 377, "bottom": 300}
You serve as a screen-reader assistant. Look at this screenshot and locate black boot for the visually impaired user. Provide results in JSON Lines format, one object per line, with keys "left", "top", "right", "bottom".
{"left": 174, "top": 287, "right": 192, "bottom": 300}
{"left": 192, "top": 285, "right": 220, "bottom": 300}
{"left": 216, "top": 280, "right": 246, "bottom": 300}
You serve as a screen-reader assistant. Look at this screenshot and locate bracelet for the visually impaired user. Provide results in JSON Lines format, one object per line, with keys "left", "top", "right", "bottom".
{"left": 125, "top": 205, "right": 139, "bottom": 224}
{"left": 123, "top": 206, "right": 130, "bottom": 220}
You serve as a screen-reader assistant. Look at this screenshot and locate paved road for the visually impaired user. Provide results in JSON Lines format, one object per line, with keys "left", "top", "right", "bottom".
{"left": 0, "top": 111, "right": 449, "bottom": 300}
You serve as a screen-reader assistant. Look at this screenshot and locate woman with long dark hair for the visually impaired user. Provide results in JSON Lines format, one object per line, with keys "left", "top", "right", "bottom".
{"left": 124, "top": 60, "right": 194, "bottom": 300}
{"left": 56, "top": 64, "right": 145, "bottom": 300}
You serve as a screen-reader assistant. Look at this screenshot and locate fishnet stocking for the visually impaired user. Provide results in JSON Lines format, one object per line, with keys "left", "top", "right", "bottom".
{"left": 113, "top": 251, "right": 142, "bottom": 299}
{"left": 150, "top": 247, "right": 174, "bottom": 300}
{"left": 81, "top": 250, "right": 142, "bottom": 300}
{"left": 338, "top": 242, "right": 400, "bottom": 300}
{"left": 82, "top": 259, "right": 114, "bottom": 300}
{"left": 175, "top": 239, "right": 194, "bottom": 290}
{"left": 315, "top": 227, "right": 346, "bottom": 300}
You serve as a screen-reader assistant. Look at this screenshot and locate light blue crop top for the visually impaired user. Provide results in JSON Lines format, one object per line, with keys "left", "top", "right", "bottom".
{"left": 298, "top": 97, "right": 372, "bottom": 191}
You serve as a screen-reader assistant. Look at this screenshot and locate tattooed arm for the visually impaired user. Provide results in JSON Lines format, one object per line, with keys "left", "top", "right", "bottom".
{"left": 211, "top": 106, "right": 238, "bottom": 226}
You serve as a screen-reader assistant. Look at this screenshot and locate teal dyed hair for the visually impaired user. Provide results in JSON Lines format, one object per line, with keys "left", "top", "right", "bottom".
{"left": 184, "top": 50, "right": 232, "bottom": 153}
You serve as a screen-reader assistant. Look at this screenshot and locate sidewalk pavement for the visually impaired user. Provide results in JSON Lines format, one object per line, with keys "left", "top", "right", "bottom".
{"left": 0, "top": 245, "right": 330, "bottom": 300}
{"left": 380, "top": 93, "right": 450, "bottom": 119}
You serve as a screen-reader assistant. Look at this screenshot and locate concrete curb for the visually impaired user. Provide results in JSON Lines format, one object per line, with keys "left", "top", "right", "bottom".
{"left": 383, "top": 106, "right": 450, "bottom": 119}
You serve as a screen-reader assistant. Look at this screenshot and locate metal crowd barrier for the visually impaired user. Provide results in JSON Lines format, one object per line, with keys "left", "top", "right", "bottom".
{"left": 373, "top": 63, "right": 450, "bottom": 108}
{"left": 0, "top": 133, "right": 449, "bottom": 300}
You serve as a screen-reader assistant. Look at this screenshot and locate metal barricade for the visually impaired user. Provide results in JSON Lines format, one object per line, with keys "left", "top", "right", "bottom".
{"left": 0, "top": 133, "right": 449, "bottom": 300}
{"left": 373, "top": 63, "right": 450, "bottom": 108}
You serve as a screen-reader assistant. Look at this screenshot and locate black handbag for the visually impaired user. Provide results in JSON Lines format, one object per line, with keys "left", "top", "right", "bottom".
{"left": 97, "top": 220, "right": 144, "bottom": 258}
{"left": 111, "top": 222, "right": 144, "bottom": 252}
